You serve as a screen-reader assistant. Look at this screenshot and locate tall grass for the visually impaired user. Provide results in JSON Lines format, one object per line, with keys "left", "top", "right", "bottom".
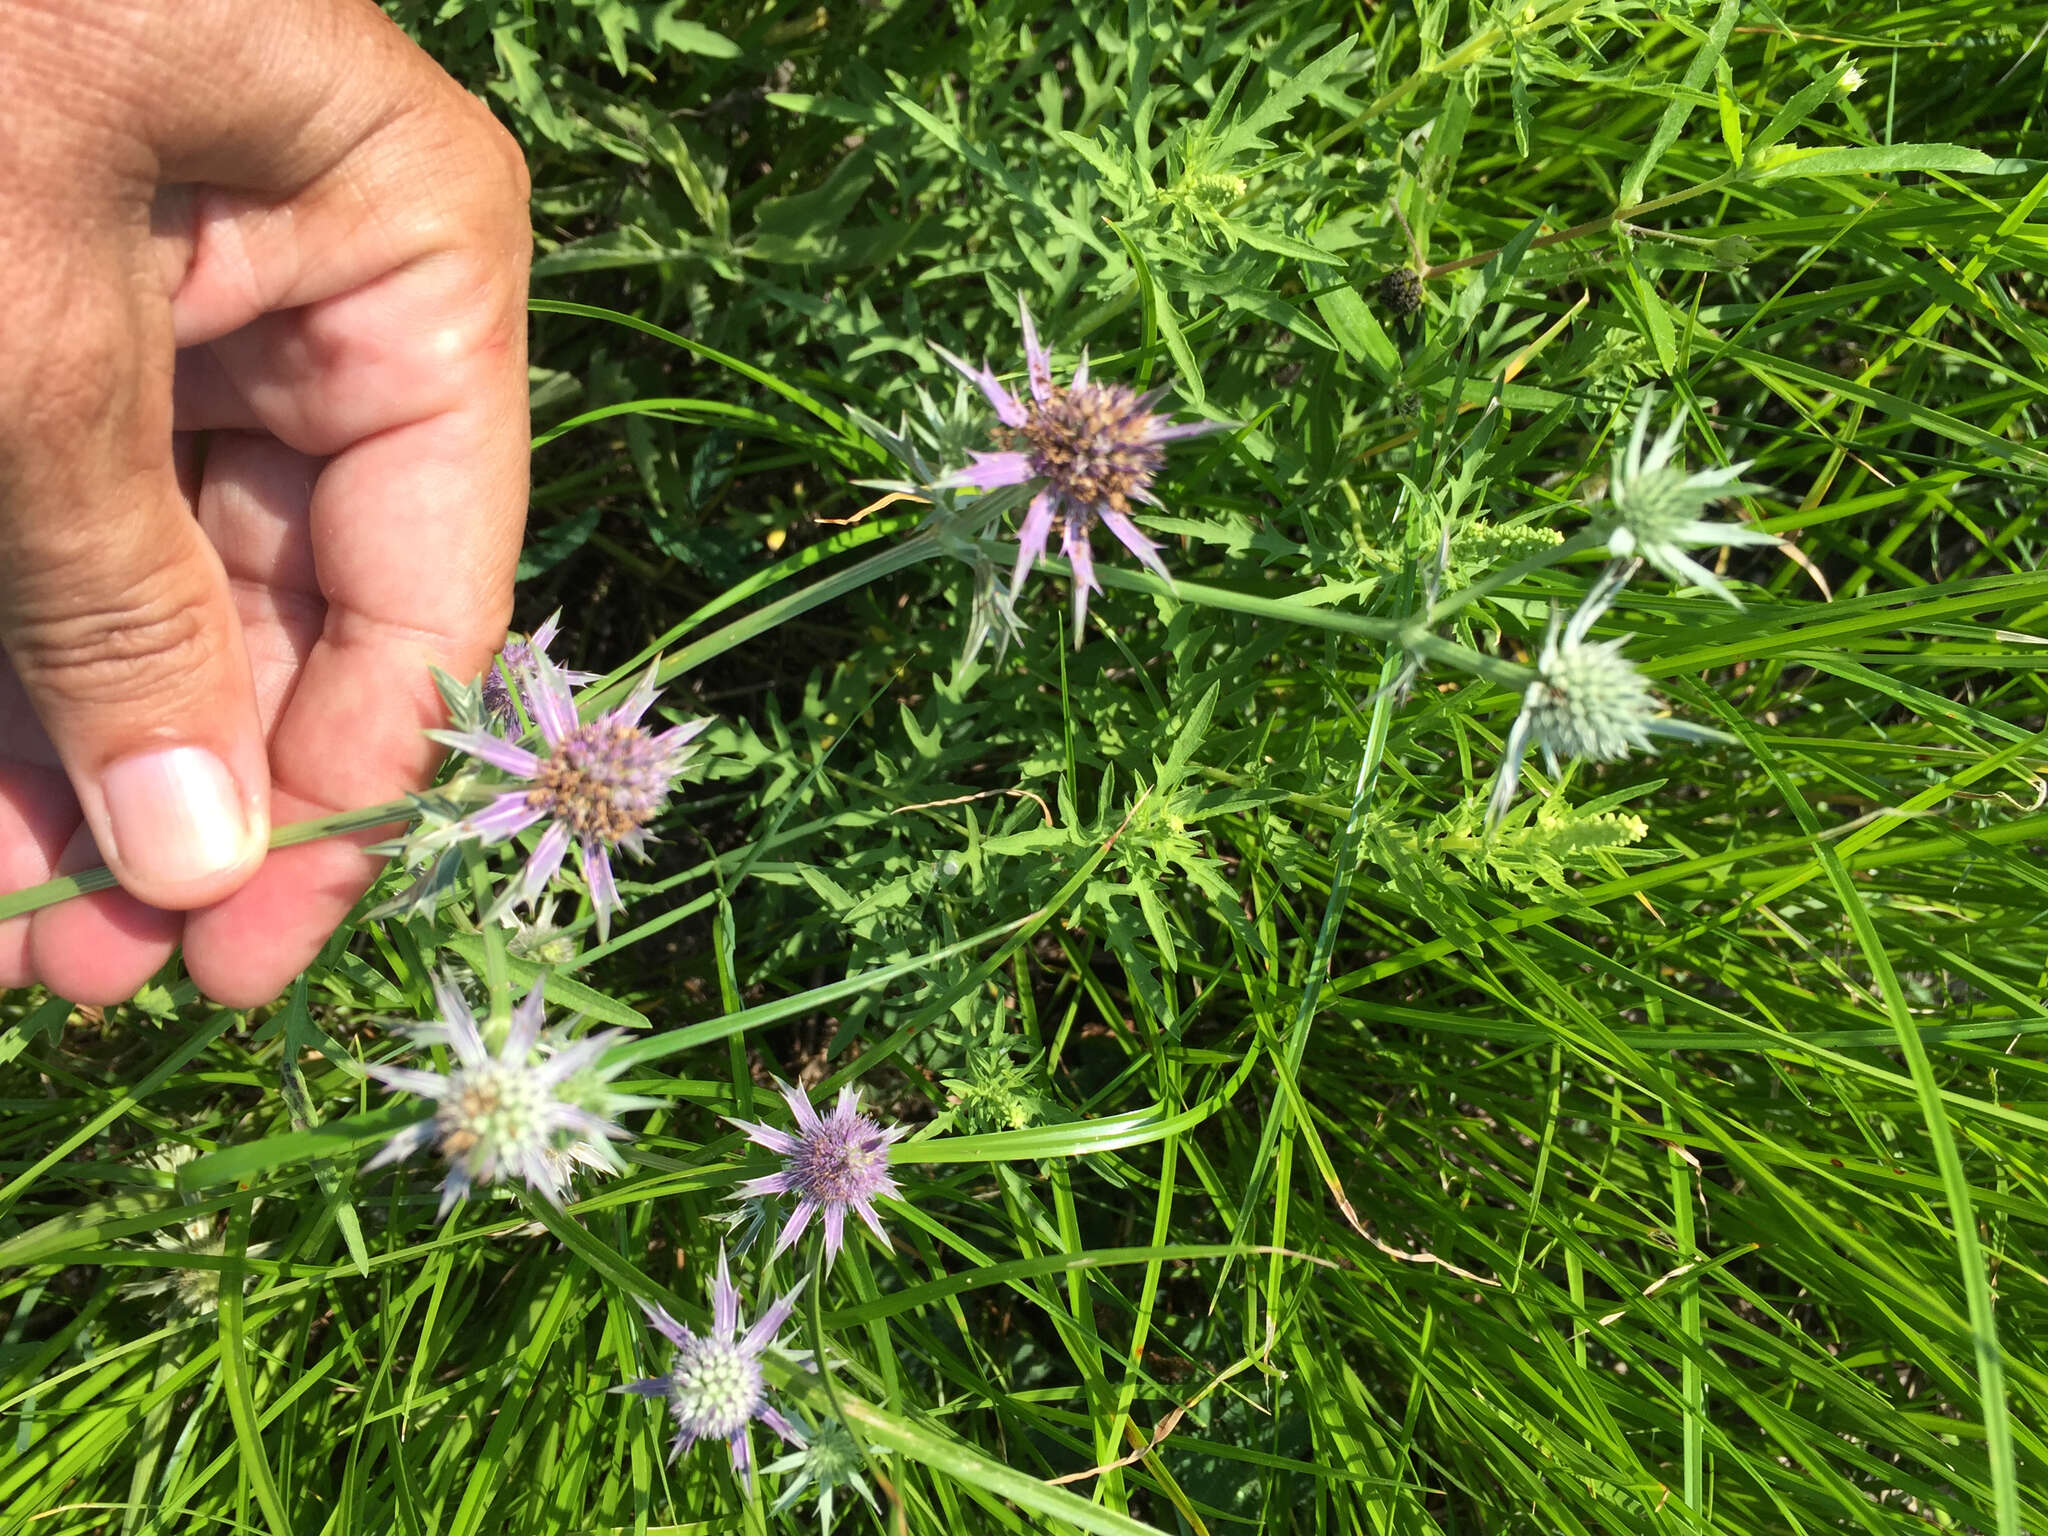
{"left": 5, "top": 2, "right": 2048, "bottom": 1533}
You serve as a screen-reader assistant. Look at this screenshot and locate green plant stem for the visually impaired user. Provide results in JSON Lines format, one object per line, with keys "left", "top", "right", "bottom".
{"left": 1, "top": 526, "right": 1542, "bottom": 926}
{"left": 1077, "top": 561, "right": 1537, "bottom": 689}
{"left": 0, "top": 801, "right": 419, "bottom": 924}
{"left": 1420, "top": 174, "right": 1738, "bottom": 280}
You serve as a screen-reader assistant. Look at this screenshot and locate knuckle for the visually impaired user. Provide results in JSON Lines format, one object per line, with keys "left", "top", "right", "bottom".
{"left": 5, "top": 581, "right": 213, "bottom": 708}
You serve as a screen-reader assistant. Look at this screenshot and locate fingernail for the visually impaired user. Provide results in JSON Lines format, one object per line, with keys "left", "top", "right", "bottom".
{"left": 100, "top": 746, "right": 255, "bottom": 891}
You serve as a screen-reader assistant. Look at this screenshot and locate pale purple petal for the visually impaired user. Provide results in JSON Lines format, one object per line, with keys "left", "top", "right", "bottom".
{"left": 440, "top": 731, "right": 542, "bottom": 779}
{"left": 830, "top": 1085, "right": 862, "bottom": 1131}
{"left": 613, "top": 664, "right": 664, "bottom": 728}
{"left": 758, "top": 1406, "right": 799, "bottom": 1445}
{"left": 536, "top": 1032, "right": 614, "bottom": 1086}
{"left": 931, "top": 344, "right": 1027, "bottom": 428}
{"left": 652, "top": 718, "right": 713, "bottom": 756}
{"left": 1010, "top": 490, "right": 1058, "bottom": 597}
{"left": 728, "top": 1430, "right": 753, "bottom": 1483}
{"left": 466, "top": 794, "right": 546, "bottom": 841}
{"left": 362, "top": 1120, "right": 437, "bottom": 1172}
{"left": 529, "top": 612, "right": 562, "bottom": 652}
{"left": 855, "top": 1197, "right": 892, "bottom": 1248}
{"left": 526, "top": 657, "right": 579, "bottom": 746}
{"left": 613, "top": 1375, "right": 672, "bottom": 1398}
{"left": 1098, "top": 505, "right": 1172, "bottom": 583}
{"left": 1145, "top": 417, "right": 1230, "bottom": 443}
{"left": 519, "top": 821, "right": 573, "bottom": 908}
{"left": 712, "top": 1247, "right": 739, "bottom": 1339}
{"left": 742, "top": 1279, "right": 806, "bottom": 1355}
{"left": 777, "top": 1079, "right": 823, "bottom": 1136}
{"left": 769, "top": 1199, "right": 818, "bottom": 1259}
{"left": 638, "top": 1300, "right": 692, "bottom": 1351}
{"left": 822, "top": 1203, "right": 847, "bottom": 1264}
{"left": 506, "top": 981, "right": 548, "bottom": 1059}
{"left": 364, "top": 1064, "right": 453, "bottom": 1100}
{"left": 582, "top": 840, "right": 621, "bottom": 941}
{"left": 1017, "top": 296, "right": 1053, "bottom": 405}
{"left": 731, "top": 1118, "right": 802, "bottom": 1157}
{"left": 520, "top": 1155, "right": 566, "bottom": 1208}
{"left": 735, "top": 1171, "right": 798, "bottom": 1200}
{"left": 434, "top": 978, "right": 491, "bottom": 1071}
{"left": 1065, "top": 523, "right": 1099, "bottom": 643}
{"left": 434, "top": 1171, "right": 473, "bottom": 1219}
{"left": 934, "top": 450, "right": 1035, "bottom": 490}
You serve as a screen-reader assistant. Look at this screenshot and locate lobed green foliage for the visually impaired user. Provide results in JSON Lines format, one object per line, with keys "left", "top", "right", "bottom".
{"left": 6, "top": 1, "right": 2048, "bottom": 1533}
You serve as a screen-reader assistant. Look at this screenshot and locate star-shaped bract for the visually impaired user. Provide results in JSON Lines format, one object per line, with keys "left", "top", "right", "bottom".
{"left": 617, "top": 1247, "right": 806, "bottom": 1482}
{"left": 1598, "top": 398, "right": 1777, "bottom": 608}
{"left": 440, "top": 657, "right": 710, "bottom": 940}
{"left": 933, "top": 296, "right": 1225, "bottom": 641}
{"left": 363, "top": 976, "right": 640, "bottom": 1216}
{"left": 729, "top": 1080, "right": 905, "bottom": 1269}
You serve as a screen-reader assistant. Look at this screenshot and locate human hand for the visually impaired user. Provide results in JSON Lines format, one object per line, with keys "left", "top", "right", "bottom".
{"left": 0, "top": 0, "right": 531, "bottom": 1007}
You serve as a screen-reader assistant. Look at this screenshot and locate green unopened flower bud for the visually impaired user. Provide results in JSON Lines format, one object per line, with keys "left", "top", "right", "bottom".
{"left": 1710, "top": 235, "right": 1760, "bottom": 271}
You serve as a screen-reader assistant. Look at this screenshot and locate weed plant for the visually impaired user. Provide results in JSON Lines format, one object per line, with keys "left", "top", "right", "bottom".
{"left": 5, "top": 2, "right": 2048, "bottom": 1533}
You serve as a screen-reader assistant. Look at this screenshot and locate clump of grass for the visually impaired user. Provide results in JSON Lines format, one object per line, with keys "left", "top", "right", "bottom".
{"left": 5, "top": 3, "right": 2048, "bottom": 1534}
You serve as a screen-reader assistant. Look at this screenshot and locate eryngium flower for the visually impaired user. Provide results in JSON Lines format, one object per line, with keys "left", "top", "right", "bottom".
{"left": 765, "top": 1408, "right": 882, "bottom": 1529}
{"left": 617, "top": 1248, "right": 805, "bottom": 1481}
{"left": 481, "top": 611, "right": 599, "bottom": 730}
{"left": 121, "top": 1147, "right": 271, "bottom": 1315}
{"left": 729, "top": 1080, "right": 904, "bottom": 1269}
{"left": 1597, "top": 398, "right": 1776, "bottom": 608}
{"left": 440, "top": 657, "right": 710, "bottom": 939}
{"left": 1487, "top": 572, "right": 1726, "bottom": 826}
{"left": 933, "top": 297, "right": 1224, "bottom": 641}
{"left": 364, "top": 976, "right": 643, "bottom": 1216}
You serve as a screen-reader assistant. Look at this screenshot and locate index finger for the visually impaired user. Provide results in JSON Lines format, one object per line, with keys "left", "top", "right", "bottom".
{"left": 166, "top": 32, "right": 531, "bottom": 1006}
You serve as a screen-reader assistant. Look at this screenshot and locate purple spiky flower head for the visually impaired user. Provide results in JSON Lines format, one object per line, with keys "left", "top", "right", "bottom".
{"left": 481, "top": 611, "right": 600, "bottom": 730}
{"left": 933, "top": 296, "right": 1226, "bottom": 643}
{"left": 616, "top": 1247, "right": 806, "bottom": 1482}
{"left": 728, "top": 1080, "right": 905, "bottom": 1269}
{"left": 363, "top": 975, "right": 644, "bottom": 1216}
{"left": 439, "top": 656, "right": 711, "bottom": 940}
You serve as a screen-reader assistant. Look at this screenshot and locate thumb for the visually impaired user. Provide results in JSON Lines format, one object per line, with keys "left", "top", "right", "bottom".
{"left": 0, "top": 273, "right": 269, "bottom": 912}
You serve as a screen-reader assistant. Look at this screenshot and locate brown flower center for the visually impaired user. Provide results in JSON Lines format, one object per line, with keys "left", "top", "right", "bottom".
{"left": 1010, "top": 382, "right": 1163, "bottom": 516}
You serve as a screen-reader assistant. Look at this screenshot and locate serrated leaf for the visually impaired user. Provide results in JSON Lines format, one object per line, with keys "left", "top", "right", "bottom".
{"left": 1213, "top": 37, "right": 1358, "bottom": 159}
{"left": 651, "top": 10, "right": 738, "bottom": 57}
{"left": 1207, "top": 216, "right": 1343, "bottom": 265}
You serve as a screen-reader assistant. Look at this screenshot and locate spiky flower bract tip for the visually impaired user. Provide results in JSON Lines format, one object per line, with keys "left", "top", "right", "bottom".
{"left": 481, "top": 610, "right": 600, "bottom": 731}
{"left": 1597, "top": 395, "right": 1779, "bottom": 608}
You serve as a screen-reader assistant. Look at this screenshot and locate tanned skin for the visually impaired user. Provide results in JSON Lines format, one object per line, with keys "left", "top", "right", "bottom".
{"left": 0, "top": 1, "right": 532, "bottom": 1006}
